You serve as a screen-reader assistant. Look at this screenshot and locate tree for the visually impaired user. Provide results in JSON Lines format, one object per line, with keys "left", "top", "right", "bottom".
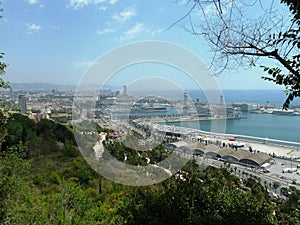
{"left": 115, "top": 163, "right": 277, "bottom": 225}
{"left": 174, "top": 0, "right": 300, "bottom": 108}
{"left": 0, "top": 1, "right": 8, "bottom": 90}
{"left": 273, "top": 181, "right": 281, "bottom": 192}
{"left": 0, "top": 105, "right": 9, "bottom": 150}
{"left": 0, "top": 142, "right": 31, "bottom": 223}
{"left": 0, "top": 2, "right": 10, "bottom": 149}
{"left": 0, "top": 54, "right": 8, "bottom": 88}
{"left": 63, "top": 139, "right": 79, "bottom": 157}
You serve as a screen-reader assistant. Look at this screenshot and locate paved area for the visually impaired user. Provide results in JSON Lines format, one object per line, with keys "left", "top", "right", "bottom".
{"left": 267, "top": 158, "right": 300, "bottom": 182}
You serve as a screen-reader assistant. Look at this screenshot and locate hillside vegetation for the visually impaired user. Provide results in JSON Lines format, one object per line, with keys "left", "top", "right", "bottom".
{"left": 0, "top": 114, "right": 299, "bottom": 224}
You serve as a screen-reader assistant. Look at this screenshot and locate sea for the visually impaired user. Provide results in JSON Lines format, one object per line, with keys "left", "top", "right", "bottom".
{"left": 131, "top": 89, "right": 300, "bottom": 143}
{"left": 167, "top": 114, "right": 300, "bottom": 143}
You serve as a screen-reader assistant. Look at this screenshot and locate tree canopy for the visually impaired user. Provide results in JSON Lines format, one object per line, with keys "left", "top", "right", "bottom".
{"left": 0, "top": 2, "right": 8, "bottom": 90}
{"left": 175, "top": 0, "right": 300, "bottom": 108}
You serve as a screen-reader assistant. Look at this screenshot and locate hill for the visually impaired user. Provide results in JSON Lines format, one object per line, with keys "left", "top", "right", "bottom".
{"left": 0, "top": 114, "right": 299, "bottom": 224}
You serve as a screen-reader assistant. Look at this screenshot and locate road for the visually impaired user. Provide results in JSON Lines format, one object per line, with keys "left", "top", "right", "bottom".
{"left": 173, "top": 150, "right": 300, "bottom": 193}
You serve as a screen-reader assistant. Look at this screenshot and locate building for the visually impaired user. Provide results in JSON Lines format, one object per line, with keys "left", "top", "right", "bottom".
{"left": 169, "top": 141, "right": 272, "bottom": 168}
{"left": 183, "top": 89, "right": 189, "bottom": 115}
{"left": 232, "top": 103, "right": 258, "bottom": 112}
{"left": 18, "top": 94, "right": 27, "bottom": 114}
{"left": 123, "top": 85, "right": 128, "bottom": 97}
{"left": 220, "top": 94, "right": 224, "bottom": 105}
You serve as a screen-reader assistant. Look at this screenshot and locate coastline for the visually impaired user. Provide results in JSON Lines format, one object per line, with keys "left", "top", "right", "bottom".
{"left": 151, "top": 123, "right": 300, "bottom": 159}
{"left": 146, "top": 115, "right": 246, "bottom": 123}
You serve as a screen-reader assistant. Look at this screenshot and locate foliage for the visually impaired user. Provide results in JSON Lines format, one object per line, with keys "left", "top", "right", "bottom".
{"left": 73, "top": 158, "right": 95, "bottom": 186}
{"left": 177, "top": 0, "right": 300, "bottom": 108}
{"left": 0, "top": 131, "right": 300, "bottom": 224}
{"left": 0, "top": 142, "right": 31, "bottom": 223}
{"left": 33, "top": 173, "right": 46, "bottom": 186}
{"left": 63, "top": 139, "right": 79, "bottom": 157}
{"left": 114, "top": 162, "right": 277, "bottom": 225}
{"left": 50, "top": 172, "right": 61, "bottom": 185}
{"left": 2, "top": 114, "right": 78, "bottom": 157}
{"left": 0, "top": 82, "right": 9, "bottom": 148}
{"left": 0, "top": 107, "right": 9, "bottom": 149}
{"left": 0, "top": 113, "right": 298, "bottom": 224}
{"left": 0, "top": 39, "right": 299, "bottom": 225}
{"left": 104, "top": 140, "right": 170, "bottom": 166}
{"left": 0, "top": 51, "right": 9, "bottom": 89}
{"left": 273, "top": 181, "right": 281, "bottom": 192}
{"left": 260, "top": 0, "right": 300, "bottom": 108}
{"left": 0, "top": 3, "right": 10, "bottom": 148}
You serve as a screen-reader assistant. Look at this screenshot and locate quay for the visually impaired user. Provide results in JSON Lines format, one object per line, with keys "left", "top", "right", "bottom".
{"left": 144, "top": 115, "right": 246, "bottom": 123}
{"left": 97, "top": 118, "right": 300, "bottom": 189}
{"left": 150, "top": 123, "right": 300, "bottom": 159}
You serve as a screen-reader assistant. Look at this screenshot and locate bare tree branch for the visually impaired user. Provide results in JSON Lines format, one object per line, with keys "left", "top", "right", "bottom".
{"left": 169, "top": 0, "right": 300, "bottom": 107}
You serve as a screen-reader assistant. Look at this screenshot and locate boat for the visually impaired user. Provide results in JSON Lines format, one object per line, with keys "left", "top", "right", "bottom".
{"left": 272, "top": 109, "right": 295, "bottom": 115}
{"left": 131, "top": 105, "right": 168, "bottom": 113}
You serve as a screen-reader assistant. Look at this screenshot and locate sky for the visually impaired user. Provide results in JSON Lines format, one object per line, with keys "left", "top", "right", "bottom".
{"left": 0, "top": 0, "right": 286, "bottom": 90}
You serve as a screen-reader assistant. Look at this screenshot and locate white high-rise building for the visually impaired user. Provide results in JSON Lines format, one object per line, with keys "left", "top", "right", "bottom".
{"left": 183, "top": 90, "right": 189, "bottom": 115}
{"left": 18, "top": 95, "right": 27, "bottom": 114}
{"left": 123, "top": 85, "right": 128, "bottom": 97}
{"left": 220, "top": 94, "right": 224, "bottom": 105}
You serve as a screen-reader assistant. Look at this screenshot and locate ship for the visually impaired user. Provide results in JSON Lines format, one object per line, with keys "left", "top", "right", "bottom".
{"left": 272, "top": 108, "right": 296, "bottom": 115}
{"left": 131, "top": 105, "right": 168, "bottom": 113}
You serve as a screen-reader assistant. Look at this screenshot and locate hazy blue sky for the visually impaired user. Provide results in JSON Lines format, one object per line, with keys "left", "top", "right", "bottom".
{"left": 0, "top": 0, "right": 285, "bottom": 90}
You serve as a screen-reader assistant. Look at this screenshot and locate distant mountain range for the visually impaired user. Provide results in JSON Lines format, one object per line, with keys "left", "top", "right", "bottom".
{"left": 9, "top": 83, "right": 76, "bottom": 90}
{"left": 8, "top": 83, "right": 122, "bottom": 91}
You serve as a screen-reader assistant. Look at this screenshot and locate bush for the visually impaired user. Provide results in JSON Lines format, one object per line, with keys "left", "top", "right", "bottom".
{"left": 63, "top": 139, "right": 79, "bottom": 157}
{"left": 50, "top": 172, "right": 61, "bottom": 185}
{"left": 33, "top": 174, "right": 46, "bottom": 186}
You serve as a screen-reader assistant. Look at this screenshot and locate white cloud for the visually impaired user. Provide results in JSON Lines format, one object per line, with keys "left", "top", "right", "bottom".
{"left": 117, "top": 24, "right": 162, "bottom": 42}
{"left": 25, "top": 0, "right": 44, "bottom": 8}
{"left": 201, "top": 0, "right": 238, "bottom": 17}
{"left": 178, "top": 0, "right": 189, "bottom": 5}
{"left": 68, "top": 0, "right": 90, "bottom": 9}
{"left": 26, "top": 0, "right": 39, "bottom": 4}
{"left": 67, "top": 0, "right": 117, "bottom": 10}
{"left": 150, "top": 28, "right": 163, "bottom": 36}
{"left": 112, "top": 8, "right": 137, "bottom": 23}
{"left": 99, "top": 5, "right": 106, "bottom": 11}
{"left": 108, "top": 0, "right": 118, "bottom": 5}
{"left": 119, "top": 23, "right": 144, "bottom": 41}
{"left": 26, "top": 23, "right": 41, "bottom": 33}
{"left": 97, "top": 27, "right": 115, "bottom": 35}
{"left": 203, "top": 4, "right": 216, "bottom": 16}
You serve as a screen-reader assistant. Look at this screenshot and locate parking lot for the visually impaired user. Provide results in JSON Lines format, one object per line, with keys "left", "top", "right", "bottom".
{"left": 267, "top": 158, "right": 300, "bottom": 183}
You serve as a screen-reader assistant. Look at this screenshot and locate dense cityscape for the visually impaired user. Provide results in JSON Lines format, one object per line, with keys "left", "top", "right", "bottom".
{"left": 1, "top": 84, "right": 300, "bottom": 186}
{"left": 1, "top": 83, "right": 300, "bottom": 223}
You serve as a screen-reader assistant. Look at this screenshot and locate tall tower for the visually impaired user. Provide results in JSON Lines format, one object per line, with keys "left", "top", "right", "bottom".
{"left": 183, "top": 89, "right": 189, "bottom": 115}
{"left": 18, "top": 95, "right": 27, "bottom": 114}
{"left": 220, "top": 94, "right": 224, "bottom": 105}
{"left": 123, "top": 85, "right": 128, "bottom": 97}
